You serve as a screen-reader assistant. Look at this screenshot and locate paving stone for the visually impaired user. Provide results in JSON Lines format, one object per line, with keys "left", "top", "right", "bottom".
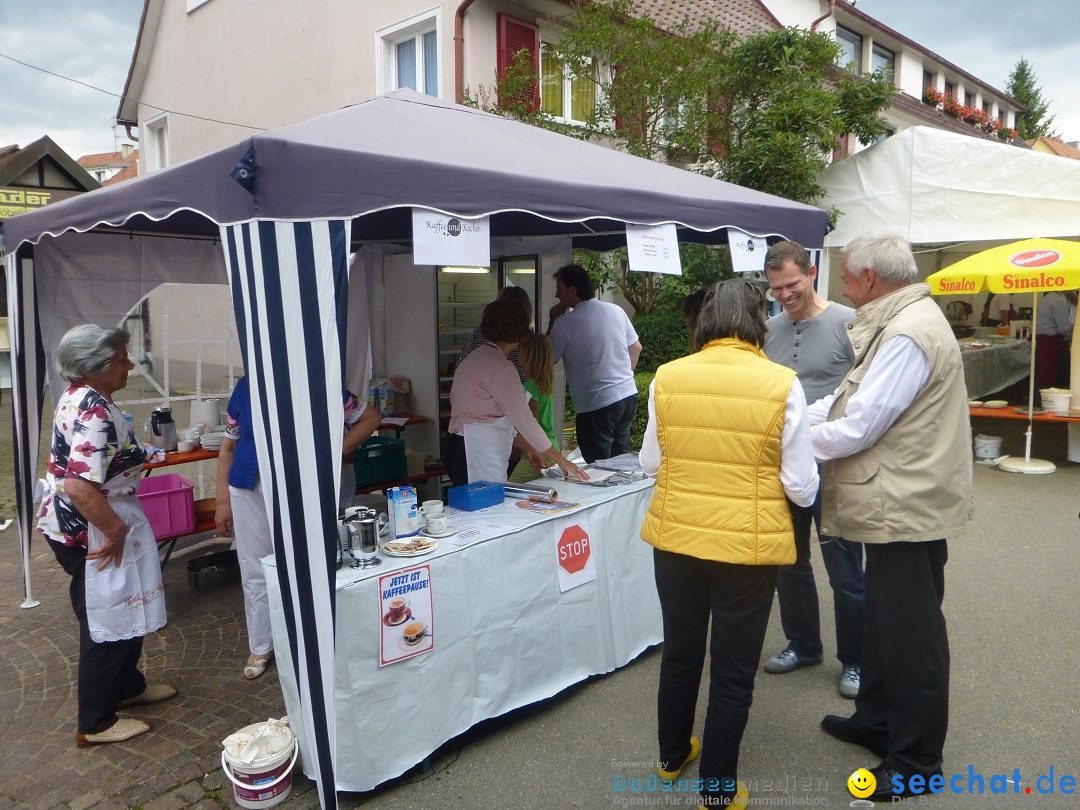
{"left": 68, "top": 790, "right": 107, "bottom": 810}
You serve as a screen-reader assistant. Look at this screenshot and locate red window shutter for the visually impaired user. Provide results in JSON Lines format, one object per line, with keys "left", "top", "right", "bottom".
{"left": 496, "top": 13, "right": 540, "bottom": 111}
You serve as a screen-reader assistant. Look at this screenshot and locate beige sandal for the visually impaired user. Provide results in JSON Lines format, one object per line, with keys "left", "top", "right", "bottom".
{"left": 244, "top": 653, "right": 274, "bottom": 680}
{"left": 117, "top": 683, "right": 178, "bottom": 709}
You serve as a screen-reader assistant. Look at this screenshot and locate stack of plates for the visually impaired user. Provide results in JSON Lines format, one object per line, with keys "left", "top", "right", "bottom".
{"left": 200, "top": 432, "right": 225, "bottom": 450}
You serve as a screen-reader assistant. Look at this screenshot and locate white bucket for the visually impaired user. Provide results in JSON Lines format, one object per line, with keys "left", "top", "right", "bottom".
{"left": 1040, "top": 388, "right": 1072, "bottom": 414}
{"left": 221, "top": 719, "right": 298, "bottom": 810}
{"left": 973, "top": 434, "right": 1003, "bottom": 459}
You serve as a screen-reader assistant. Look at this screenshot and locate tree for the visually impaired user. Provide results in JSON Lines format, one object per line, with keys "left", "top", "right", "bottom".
{"left": 466, "top": 0, "right": 895, "bottom": 312}
{"left": 1006, "top": 57, "right": 1056, "bottom": 140}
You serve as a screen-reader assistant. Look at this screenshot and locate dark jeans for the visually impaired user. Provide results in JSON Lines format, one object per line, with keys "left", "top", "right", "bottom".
{"left": 776, "top": 493, "right": 865, "bottom": 666}
{"left": 50, "top": 540, "right": 147, "bottom": 734}
{"left": 854, "top": 539, "right": 950, "bottom": 776}
{"left": 441, "top": 432, "right": 468, "bottom": 488}
{"left": 574, "top": 393, "right": 637, "bottom": 463}
{"left": 654, "top": 548, "right": 778, "bottom": 805}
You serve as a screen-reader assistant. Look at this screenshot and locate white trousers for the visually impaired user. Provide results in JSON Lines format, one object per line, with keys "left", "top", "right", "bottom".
{"left": 231, "top": 482, "right": 273, "bottom": 656}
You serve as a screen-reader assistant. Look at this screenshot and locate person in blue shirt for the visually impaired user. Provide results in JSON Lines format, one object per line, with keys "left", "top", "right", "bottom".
{"left": 215, "top": 376, "right": 379, "bottom": 679}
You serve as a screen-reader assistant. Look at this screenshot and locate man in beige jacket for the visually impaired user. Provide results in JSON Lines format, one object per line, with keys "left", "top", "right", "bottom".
{"left": 808, "top": 231, "right": 972, "bottom": 802}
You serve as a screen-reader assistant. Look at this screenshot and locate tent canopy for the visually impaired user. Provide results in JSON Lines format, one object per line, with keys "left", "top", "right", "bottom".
{"left": 821, "top": 126, "right": 1080, "bottom": 248}
{"left": 3, "top": 89, "right": 828, "bottom": 810}
{"left": 5, "top": 89, "right": 827, "bottom": 252}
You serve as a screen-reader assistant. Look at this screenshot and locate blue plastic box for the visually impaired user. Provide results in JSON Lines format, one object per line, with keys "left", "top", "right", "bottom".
{"left": 447, "top": 481, "right": 504, "bottom": 511}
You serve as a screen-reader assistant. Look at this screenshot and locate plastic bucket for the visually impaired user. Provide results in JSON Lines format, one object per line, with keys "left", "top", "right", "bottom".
{"left": 1041, "top": 388, "right": 1072, "bottom": 414}
{"left": 973, "top": 434, "right": 1003, "bottom": 459}
{"left": 221, "top": 721, "right": 298, "bottom": 810}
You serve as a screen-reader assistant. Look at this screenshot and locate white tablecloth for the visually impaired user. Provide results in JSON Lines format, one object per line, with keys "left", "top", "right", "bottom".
{"left": 264, "top": 475, "right": 661, "bottom": 791}
{"left": 960, "top": 338, "right": 1031, "bottom": 399}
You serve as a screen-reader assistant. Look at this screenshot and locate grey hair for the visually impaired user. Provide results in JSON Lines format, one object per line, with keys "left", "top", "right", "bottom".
{"left": 56, "top": 324, "right": 130, "bottom": 382}
{"left": 694, "top": 279, "right": 768, "bottom": 350}
{"left": 844, "top": 231, "right": 918, "bottom": 285}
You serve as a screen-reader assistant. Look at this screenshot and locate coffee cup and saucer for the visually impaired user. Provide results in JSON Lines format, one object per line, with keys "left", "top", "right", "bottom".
{"left": 400, "top": 620, "right": 430, "bottom": 649}
{"left": 420, "top": 509, "right": 455, "bottom": 538}
{"left": 383, "top": 597, "right": 411, "bottom": 626}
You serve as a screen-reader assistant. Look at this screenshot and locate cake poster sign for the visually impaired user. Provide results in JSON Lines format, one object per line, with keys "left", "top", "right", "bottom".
{"left": 411, "top": 208, "right": 490, "bottom": 267}
{"left": 729, "top": 228, "right": 767, "bottom": 273}
{"left": 378, "top": 564, "right": 434, "bottom": 666}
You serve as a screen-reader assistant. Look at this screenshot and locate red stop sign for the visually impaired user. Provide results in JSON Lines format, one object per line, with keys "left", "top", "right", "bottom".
{"left": 557, "top": 525, "right": 591, "bottom": 574}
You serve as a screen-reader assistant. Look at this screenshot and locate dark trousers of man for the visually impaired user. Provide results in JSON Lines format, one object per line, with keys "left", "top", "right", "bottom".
{"left": 654, "top": 548, "right": 778, "bottom": 806}
{"left": 51, "top": 540, "right": 147, "bottom": 734}
{"left": 777, "top": 495, "right": 865, "bottom": 666}
{"left": 854, "top": 539, "right": 949, "bottom": 777}
{"left": 574, "top": 392, "right": 637, "bottom": 463}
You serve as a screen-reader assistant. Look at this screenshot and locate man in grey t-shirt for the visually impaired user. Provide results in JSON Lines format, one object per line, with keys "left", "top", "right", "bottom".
{"left": 763, "top": 241, "right": 866, "bottom": 699}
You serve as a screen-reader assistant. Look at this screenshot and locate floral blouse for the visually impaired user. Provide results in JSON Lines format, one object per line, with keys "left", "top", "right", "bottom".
{"left": 37, "top": 384, "right": 149, "bottom": 548}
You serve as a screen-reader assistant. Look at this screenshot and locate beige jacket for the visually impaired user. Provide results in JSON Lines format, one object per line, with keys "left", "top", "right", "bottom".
{"left": 820, "top": 283, "right": 974, "bottom": 543}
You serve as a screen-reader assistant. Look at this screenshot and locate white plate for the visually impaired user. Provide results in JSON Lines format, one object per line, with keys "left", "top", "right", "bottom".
{"left": 382, "top": 539, "right": 439, "bottom": 557}
{"left": 982, "top": 400, "right": 1008, "bottom": 409}
{"left": 968, "top": 400, "right": 984, "bottom": 407}
{"left": 419, "top": 526, "right": 458, "bottom": 539}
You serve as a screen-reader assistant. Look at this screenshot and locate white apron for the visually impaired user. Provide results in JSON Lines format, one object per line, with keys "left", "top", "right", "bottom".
{"left": 464, "top": 416, "right": 515, "bottom": 483}
{"left": 84, "top": 497, "right": 167, "bottom": 643}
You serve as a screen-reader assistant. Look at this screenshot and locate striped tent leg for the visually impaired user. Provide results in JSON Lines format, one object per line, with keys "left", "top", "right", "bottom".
{"left": 4, "top": 246, "right": 47, "bottom": 609}
{"left": 221, "top": 219, "right": 350, "bottom": 810}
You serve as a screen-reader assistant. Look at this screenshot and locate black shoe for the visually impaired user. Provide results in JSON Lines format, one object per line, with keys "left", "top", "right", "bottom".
{"left": 820, "top": 714, "right": 887, "bottom": 759}
{"left": 867, "top": 762, "right": 943, "bottom": 802}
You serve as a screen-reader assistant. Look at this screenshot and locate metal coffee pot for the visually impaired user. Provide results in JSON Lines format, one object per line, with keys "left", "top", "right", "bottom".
{"left": 150, "top": 406, "right": 178, "bottom": 451}
{"left": 341, "top": 509, "right": 381, "bottom": 569}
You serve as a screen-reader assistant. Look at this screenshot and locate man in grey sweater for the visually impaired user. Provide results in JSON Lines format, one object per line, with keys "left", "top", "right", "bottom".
{"left": 763, "top": 241, "right": 865, "bottom": 699}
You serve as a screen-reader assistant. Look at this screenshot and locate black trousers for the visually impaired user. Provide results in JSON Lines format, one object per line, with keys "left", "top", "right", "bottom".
{"left": 855, "top": 539, "right": 949, "bottom": 776}
{"left": 653, "top": 548, "right": 778, "bottom": 805}
{"left": 575, "top": 392, "right": 638, "bottom": 463}
{"left": 51, "top": 540, "right": 147, "bottom": 734}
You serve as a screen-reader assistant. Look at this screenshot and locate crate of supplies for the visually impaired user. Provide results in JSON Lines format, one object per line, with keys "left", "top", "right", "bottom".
{"left": 136, "top": 473, "right": 195, "bottom": 540}
{"left": 353, "top": 436, "right": 406, "bottom": 487}
{"left": 448, "top": 481, "right": 504, "bottom": 511}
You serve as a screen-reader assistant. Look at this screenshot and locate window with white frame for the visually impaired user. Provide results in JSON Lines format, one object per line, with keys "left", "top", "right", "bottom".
{"left": 144, "top": 113, "right": 170, "bottom": 172}
{"left": 378, "top": 13, "right": 439, "bottom": 97}
{"left": 835, "top": 26, "right": 862, "bottom": 72}
{"left": 539, "top": 42, "right": 595, "bottom": 124}
{"left": 871, "top": 43, "right": 894, "bottom": 81}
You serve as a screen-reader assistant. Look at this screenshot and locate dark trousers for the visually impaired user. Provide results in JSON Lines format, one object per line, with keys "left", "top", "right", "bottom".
{"left": 574, "top": 392, "right": 637, "bottom": 463}
{"left": 776, "top": 494, "right": 865, "bottom": 666}
{"left": 653, "top": 548, "right": 778, "bottom": 804}
{"left": 442, "top": 432, "right": 468, "bottom": 488}
{"left": 854, "top": 540, "right": 949, "bottom": 776}
{"left": 51, "top": 540, "right": 147, "bottom": 734}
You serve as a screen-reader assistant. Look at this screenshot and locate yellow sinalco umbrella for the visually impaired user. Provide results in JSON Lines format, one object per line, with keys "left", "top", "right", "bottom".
{"left": 926, "top": 238, "right": 1080, "bottom": 474}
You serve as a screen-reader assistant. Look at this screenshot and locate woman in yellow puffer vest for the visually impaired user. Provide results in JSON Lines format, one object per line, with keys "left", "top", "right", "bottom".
{"left": 639, "top": 279, "right": 818, "bottom": 808}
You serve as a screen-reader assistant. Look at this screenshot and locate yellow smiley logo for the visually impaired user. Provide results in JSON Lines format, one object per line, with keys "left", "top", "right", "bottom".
{"left": 848, "top": 768, "right": 877, "bottom": 798}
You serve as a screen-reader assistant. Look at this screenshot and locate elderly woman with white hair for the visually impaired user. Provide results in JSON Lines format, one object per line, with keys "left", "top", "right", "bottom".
{"left": 38, "top": 324, "right": 177, "bottom": 747}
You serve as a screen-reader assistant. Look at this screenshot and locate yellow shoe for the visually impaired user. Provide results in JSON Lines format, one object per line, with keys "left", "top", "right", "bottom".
{"left": 658, "top": 736, "right": 700, "bottom": 781}
{"left": 699, "top": 781, "right": 749, "bottom": 808}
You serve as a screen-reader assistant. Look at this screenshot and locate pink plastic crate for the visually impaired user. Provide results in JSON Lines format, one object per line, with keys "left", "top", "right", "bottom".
{"left": 136, "top": 473, "right": 195, "bottom": 540}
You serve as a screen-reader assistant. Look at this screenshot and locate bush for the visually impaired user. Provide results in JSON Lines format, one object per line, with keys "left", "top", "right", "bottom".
{"left": 632, "top": 308, "right": 691, "bottom": 374}
{"left": 562, "top": 373, "right": 654, "bottom": 453}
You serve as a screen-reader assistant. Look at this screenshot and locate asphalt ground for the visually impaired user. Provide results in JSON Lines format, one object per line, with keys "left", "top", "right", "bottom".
{"left": 2, "top": 397, "right": 1078, "bottom": 809}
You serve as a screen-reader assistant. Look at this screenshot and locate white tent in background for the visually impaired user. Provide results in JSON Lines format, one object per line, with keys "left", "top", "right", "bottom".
{"left": 821, "top": 126, "right": 1080, "bottom": 248}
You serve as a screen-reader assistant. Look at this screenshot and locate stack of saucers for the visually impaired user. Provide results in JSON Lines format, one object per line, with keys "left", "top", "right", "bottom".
{"left": 200, "top": 430, "right": 226, "bottom": 451}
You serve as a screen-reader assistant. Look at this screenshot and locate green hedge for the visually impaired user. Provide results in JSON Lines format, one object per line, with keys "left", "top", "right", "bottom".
{"left": 564, "top": 372, "right": 655, "bottom": 453}
{"left": 631, "top": 308, "right": 690, "bottom": 374}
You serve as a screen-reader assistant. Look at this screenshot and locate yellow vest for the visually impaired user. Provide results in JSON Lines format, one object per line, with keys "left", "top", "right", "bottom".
{"left": 641, "top": 338, "right": 796, "bottom": 565}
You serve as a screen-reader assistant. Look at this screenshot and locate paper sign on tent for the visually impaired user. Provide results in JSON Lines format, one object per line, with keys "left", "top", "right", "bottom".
{"left": 729, "top": 228, "right": 767, "bottom": 273}
{"left": 412, "top": 208, "right": 490, "bottom": 267}
{"left": 626, "top": 223, "right": 682, "bottom": 276}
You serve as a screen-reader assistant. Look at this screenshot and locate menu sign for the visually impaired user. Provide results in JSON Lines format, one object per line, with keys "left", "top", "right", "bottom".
{"left": 378, "top": 564, "right": 434, "bottom": 666}
{"left": 411, "top": 208, "right": 490, "bottom": 267}
{"left": 626, "top": 223, "right": 682, "bottom": 276}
